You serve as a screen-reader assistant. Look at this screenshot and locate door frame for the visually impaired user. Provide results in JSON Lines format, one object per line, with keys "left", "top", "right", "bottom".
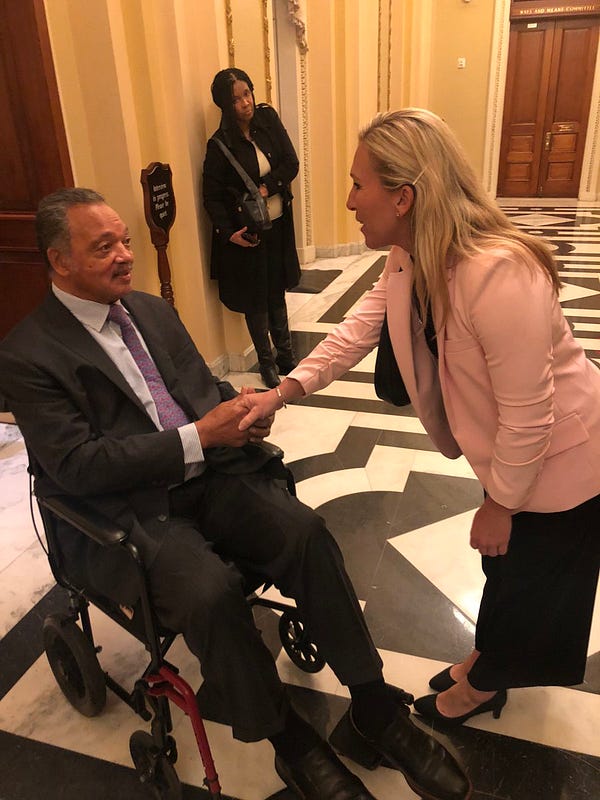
{"left": 483, "top": 0, "right": 600, "bottom": 200}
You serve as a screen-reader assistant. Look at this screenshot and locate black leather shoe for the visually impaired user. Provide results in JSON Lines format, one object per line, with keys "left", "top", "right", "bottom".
{"left": 331, "top": 704, "right": 471, "bottom": 800}
{"left": 274, "top": 740, "right": 376, "bottom": 800}
{"left": 414, "top": 690, "right": 507, "bottom": 727}
{"left": 429, "top": 666, "right": 458, "bottom": 692}
{"left": 260, "top": 364, "right": 281, "bottom": 388}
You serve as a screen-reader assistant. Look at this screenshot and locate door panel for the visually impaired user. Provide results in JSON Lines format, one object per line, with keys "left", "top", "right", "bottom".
{"left": 498, "top": 21, "right": 554, "bottom": 196}
{"left": 0, "top": 0, "right": 72, "bottom": 339}
{"left": 540, "top": 20, "right": 599, "bottom": 195}
{"left": 498, "top": 16, "right": 599, "bottom": 197}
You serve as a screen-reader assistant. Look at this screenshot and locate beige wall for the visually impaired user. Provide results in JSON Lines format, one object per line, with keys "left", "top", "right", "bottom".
{"left": 43, "top": 0, "right": 590, "bottom": 371}
{"left": 429, "top": 0, "right": 495, "bottom": 176}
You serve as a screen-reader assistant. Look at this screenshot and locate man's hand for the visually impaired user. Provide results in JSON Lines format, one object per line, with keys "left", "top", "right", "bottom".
{"left": 469, "top": 496, "right": 513, "bottom": 556}
{"left": 195, "top": 397, "right": 272, "bottom": 449}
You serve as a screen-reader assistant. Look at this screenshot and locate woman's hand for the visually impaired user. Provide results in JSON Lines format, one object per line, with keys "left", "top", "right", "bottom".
{"left": 230, "top": 227, "right": 259, "bottom": 247}
{"left": 469, "top": 496, "right": 513, "bottom": 556}
{"left": 238, "top": 388, "right": 281, "bottom": 430}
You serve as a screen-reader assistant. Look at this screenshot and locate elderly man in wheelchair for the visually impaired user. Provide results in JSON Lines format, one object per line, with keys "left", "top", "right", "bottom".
{"left": 0, "top": 188, "right": 470, "bottom": 800}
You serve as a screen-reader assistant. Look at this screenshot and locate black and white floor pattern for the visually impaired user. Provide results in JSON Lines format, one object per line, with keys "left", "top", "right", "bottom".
{"left": 0, "top": 200, "right": 599, "bottom": 800}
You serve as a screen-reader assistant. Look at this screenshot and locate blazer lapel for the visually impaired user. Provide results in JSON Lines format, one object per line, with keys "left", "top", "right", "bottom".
{"left": 386, "top": 258, "right": 420, "bottom": 409}
{"left": 385, "top": 260, "right": 461, "bottom": 458}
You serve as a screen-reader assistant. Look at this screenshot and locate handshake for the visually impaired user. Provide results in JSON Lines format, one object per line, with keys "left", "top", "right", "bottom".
{"left": 193, "top": 385, "right": 288, "bottom": 450}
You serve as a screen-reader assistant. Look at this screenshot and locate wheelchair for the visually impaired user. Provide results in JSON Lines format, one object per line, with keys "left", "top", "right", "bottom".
{"left": 30, "top": 462, "right": 325, "bottom": 800}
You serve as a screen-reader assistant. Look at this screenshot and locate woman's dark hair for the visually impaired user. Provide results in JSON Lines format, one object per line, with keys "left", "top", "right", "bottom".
{"left": 210, "top": 68, "right": 256, "bottom": 135}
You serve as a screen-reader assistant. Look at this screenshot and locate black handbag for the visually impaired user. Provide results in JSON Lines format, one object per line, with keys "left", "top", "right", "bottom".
{"left": 374, "top": 313, "right": 411, "bottom": 406}
{"left": 212, "top": 137, "right": 272, "bottom": 233}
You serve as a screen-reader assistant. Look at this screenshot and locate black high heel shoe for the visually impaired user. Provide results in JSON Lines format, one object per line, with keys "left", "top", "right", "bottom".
{"left": 413, "top": 689, "right": 507, "bottom": 726}
{"left": 429, "top": 665, "right": 458, "bottom": 692}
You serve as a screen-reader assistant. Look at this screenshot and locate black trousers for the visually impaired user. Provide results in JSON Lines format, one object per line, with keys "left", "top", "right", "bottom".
{"left": 468, "top": 493, "right": 600, "bottom": 691}
{"left": 146, "top": 466, "right": 383, "bottom": 742}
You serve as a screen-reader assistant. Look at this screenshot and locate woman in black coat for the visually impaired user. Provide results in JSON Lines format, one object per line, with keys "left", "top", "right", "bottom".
{"left": 203, "top": 68, "right": 301, "bottom": 388}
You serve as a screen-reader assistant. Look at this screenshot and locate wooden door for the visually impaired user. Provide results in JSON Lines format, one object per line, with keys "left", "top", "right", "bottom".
{"left": 498, "top": 16, "right": 599, "bottom": 197}
{"left": 0, "top": 0, "right": 73, "bottom": 339}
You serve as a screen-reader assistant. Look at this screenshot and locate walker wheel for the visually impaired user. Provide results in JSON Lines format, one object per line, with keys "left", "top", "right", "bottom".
{"left": 43, "top": 613, "right": 106, "bottom": 716}
{"left": 278, "top": 609, "right": 325, "bottom": 673}
{"left": 130, "top": 731, "right": 182, "bottom": 800}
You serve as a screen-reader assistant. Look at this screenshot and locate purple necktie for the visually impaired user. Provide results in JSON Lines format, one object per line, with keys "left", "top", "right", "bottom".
{"left": 108, "top": 303, "right": 191, "bottom": 430}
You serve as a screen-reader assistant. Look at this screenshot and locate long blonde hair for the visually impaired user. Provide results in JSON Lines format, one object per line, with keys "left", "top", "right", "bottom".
{"left": 358, "top": 109, "right": 560, "bottom": 321}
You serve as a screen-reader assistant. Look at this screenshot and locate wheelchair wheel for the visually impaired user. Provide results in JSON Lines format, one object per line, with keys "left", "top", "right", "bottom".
{"left": 130, "top": 731, "right": 182, "bottom": 800}
{"left": 278, "top": 609, "right": 325, "bottom": 673}
{"left": 43, "top": 613, "right": 106, "bottom": 717}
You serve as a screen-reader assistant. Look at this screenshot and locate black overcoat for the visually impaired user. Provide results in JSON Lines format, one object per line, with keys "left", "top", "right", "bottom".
{"left": 202, "top": 104, "right": 301, "bottom": 313}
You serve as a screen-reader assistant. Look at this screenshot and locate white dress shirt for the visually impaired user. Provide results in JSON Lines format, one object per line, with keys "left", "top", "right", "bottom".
{"left": 52, "top": 285, "right": 204, "bottom": 476}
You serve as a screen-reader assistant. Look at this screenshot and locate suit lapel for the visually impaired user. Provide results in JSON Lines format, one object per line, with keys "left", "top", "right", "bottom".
{"left": 40, "top": 293, "right": 154, "bottom": 419}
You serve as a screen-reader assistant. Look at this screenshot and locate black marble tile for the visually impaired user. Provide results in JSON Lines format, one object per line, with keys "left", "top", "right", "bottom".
{"left": 277, "top": 684, "right": 600, "bottom": 800}
{"left": 290, "top": 330, "right": 326, "bottom": 361}
{"left": 363, "top": 543, "right": 475, "bottom": 662}
{"left": 379, "top": 428, "right": 439, "bottom": 452}
{"left": 386, "top": 472, "right": 483, "bottom": 533}
{"left": 318, "top": 491, "right": 405, "bottom": 598}
{"left": 0, "top": 584, "right": 70, "bottom": 701}
{"left": 334, "top": 427, "right": 383, "bottom": 469}
{"left": 319, "top": 256, "right": 387, "bottom": 324}
{"left": 417, "top": 722, "right": 600, "bottom": 800}
{"left": 298, "top": 393, "right": 419, "bottom": 417}
{"left": 0, "top": 730, "right": 221, "bottom": 800}
{"left": 287, "top": 451, "right": 345, "bottom": 482}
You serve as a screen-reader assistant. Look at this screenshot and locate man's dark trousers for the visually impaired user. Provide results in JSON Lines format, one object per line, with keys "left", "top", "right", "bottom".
{"left": 147, "top": 465, "right": 383, "bottom": 743}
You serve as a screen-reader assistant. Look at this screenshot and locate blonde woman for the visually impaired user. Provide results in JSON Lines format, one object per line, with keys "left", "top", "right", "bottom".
{"left": 239, "top": 109, "right": 600, "bottom": 726}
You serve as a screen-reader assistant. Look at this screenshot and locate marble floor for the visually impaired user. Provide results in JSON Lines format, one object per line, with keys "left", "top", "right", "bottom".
{"left": 1, "top": 201, "right": 600, "bottom": 800}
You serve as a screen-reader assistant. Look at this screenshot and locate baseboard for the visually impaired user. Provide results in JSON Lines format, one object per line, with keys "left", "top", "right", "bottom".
{"left": 315, "top": 241, "right": 367, "bottom": 259}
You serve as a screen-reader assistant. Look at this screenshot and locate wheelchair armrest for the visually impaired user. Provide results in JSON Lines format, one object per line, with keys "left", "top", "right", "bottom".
{"left": 37, "top": 495, "right": 129, "bottom": 547}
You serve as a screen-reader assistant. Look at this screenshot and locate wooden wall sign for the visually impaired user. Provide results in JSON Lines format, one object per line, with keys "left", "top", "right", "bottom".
{"left": 140, "top": 162, "right": 176, "bottom": 304}
{"left": 511, "top": 1, "right": 600, "bottom": 19}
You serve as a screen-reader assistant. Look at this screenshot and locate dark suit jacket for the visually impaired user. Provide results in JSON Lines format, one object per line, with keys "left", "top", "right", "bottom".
{"left": 0, "top": 290, "right": 276, "bottom": 603}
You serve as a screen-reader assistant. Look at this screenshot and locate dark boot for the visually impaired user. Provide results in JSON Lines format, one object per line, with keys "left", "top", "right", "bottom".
{"left": 269, "top": 305, "right": 297, "bottom": 374}
{"left": 245, "top": 312, "right": 280, "bottom": 388}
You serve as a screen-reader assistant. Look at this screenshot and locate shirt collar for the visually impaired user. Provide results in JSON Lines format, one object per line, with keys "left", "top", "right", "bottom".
{"left": 52, "top": 284, "right": 126, "bottom": 332}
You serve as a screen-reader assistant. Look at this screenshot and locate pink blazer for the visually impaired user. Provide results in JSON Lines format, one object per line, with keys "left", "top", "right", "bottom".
{"left": 291, "top": 246, "right": 600, "bottom": 513}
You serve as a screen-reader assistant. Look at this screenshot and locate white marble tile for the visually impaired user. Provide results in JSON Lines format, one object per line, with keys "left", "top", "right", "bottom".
{"left": 558, "top": 282, "right": 600, "bottom": 303}
{"left": 575, "top": 337, "right": 600, "bottom": 351}
{"left": 365, "top": 446, "right": 476, "bottom": 495}
{"left": 296, "top": 468, "right": 372, "bottom": 510}
{"left": 0, "top": 541, "right": 55, "bottom": 637}
{"left": 365, "top": 446, "right": 414, "bottom": 493}
{"left": 563, "top": 307, "right": 600, "bottom": 318}
{"left": 352, "top": 412, "right": 427, "bottom": 435}
{"left": 411, "top": 450, "right": 477, "bottom": 480}
{"left": 269, "top": 404, "right": 356, "bottom": 464}
{"left": 349, "top": 349, "right": 377, "bottom": 373}
{"left": 365, "top": 649, "right": 600, "bottom": 758}
{"left": 389, "top": 510, "right": 483, "bottom": 624}
{"left": 564, "top": 242, "right": 600, "bottom": 255}
{"left": 509, "top": 214, "right": 574, "bottom": 226}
